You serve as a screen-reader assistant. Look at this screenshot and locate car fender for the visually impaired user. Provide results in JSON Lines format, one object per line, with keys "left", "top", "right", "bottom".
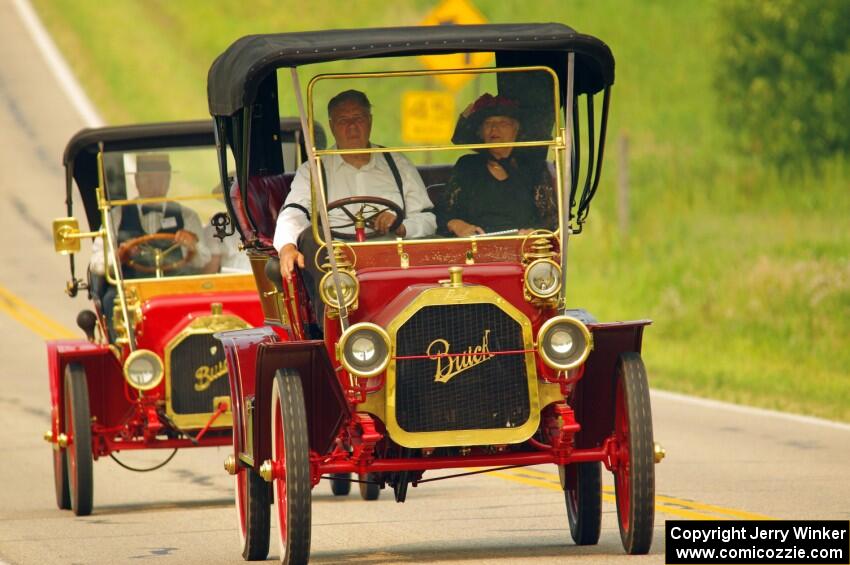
{"left": 570, "top": 319, "right": 652, "bottom": 449}
{"left": 46, "top": 340, "right": 122, "bottom": 437}
{"left": 217, "top": 327, "right": 349, "bottom": 470}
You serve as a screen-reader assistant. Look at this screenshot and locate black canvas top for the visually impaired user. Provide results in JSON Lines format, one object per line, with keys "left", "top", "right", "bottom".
{"left": 64, "top": 119, "right": 312, "bottom": 230}
{"left": 208, "top": 23, "right": 615, "bottom": 116}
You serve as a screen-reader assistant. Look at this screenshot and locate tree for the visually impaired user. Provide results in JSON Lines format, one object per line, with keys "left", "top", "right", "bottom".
{"left": 716, "top": 1, "right": 850, "bottom": 167}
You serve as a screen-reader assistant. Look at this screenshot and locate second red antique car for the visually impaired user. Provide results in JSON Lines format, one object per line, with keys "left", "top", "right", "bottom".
{"left": 45, "top": 120, "right": 317, "bottom": 515}
{"left": 207, "top": 23, "right": 665, "bottom": 563}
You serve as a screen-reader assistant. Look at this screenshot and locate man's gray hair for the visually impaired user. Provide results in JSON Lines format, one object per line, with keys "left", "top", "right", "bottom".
{"left": 328, "top": 89, "right": 372, "bottom": 117}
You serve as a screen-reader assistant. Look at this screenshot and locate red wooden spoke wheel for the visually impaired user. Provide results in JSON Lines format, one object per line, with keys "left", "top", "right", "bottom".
{"left": 64, "top": 363, "right": 93, "bottom": 516}
{"left": 235, "top": 464, "right": 270, "bottom": 560}
{"left": 612, "top": 352, "right": 655, "bottom": 554}
{"left": 560, "top": 461, "right": 602, "bottom": 545}
{"left": 270, "top": 370, "right": 311, "bottom": 565}
{"left": 118, "top": 233, "right": 195, "bottom": 274}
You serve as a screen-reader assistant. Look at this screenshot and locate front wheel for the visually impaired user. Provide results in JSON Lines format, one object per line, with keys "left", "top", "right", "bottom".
{"left": 561, "top": 462, "right": 602, "bottom": 545}
{"left": 270, "top": 370, "right": 311, "bottom": 564}
{"left": 52, "top": 439, "right": 71, "bottom": 510}
{"left": 64, "top": 363, "right": 93, "bottom": 516}
{"left": 358, "top": 473, "right": 380, "bottom": 501}
{"left": 329, "top": 473, "right": 352, "bottom": 496}
{"left": 613, "top": 352, "right": 655, "bottom": 554}
{"left": 235, "top": 465, "right": 270, "bottom": 560}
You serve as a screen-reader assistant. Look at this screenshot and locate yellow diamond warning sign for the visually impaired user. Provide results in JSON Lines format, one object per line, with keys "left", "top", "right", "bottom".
{"left": 418, "top": 0, "right": 493, "bottom": 91}
{"left": 401, "top": 91, "right": 456, "bottom": 144}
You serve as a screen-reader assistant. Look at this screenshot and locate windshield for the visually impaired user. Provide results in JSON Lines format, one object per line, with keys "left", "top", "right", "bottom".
{"left": 294, "top": 66, "right": 563, "bottom": 246}
{"left": 101, "top": 145, "right": 243, "bottom": 280}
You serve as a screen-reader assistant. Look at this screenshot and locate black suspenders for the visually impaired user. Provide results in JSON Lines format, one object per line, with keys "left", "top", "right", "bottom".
{"left": 283, "top": 151, "right": 406, "bottom": 219}
{"left": 382, "top": 152, "right": 405, "bottom": 213}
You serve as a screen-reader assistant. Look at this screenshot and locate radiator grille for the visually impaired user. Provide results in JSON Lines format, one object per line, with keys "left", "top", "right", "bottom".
{"left": 394, "top": 303, "right": 530, "bottom": 433}
{"left": 168, "top": 333, "right": 229, "bottom": 417}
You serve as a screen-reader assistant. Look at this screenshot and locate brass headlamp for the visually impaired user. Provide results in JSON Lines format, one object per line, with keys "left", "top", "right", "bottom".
{"left": 537, "top": 316, "right": 593, "bottom": 371}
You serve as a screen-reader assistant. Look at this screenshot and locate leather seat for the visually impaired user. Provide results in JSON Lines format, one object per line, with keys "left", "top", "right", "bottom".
{"left": 229, "top": 173, "right": 294, "bottom": 247}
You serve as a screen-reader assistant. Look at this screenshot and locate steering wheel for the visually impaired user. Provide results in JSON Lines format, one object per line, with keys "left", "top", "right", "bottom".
{"left": 326, "top": 196, "right": 404, "bottom": 240}
{"left": 117, "top": 233, "right": 195, "bottom": 274}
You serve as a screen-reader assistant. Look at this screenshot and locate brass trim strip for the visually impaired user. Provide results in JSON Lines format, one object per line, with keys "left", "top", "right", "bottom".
{"left": 106, "top": 194, "right": 220, "bottom": 206}
{"left": 314, "top": 139, "right": 557, "bottom": 157}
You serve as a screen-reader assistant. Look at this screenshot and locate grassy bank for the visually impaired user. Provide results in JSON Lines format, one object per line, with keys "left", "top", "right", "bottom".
{"left": 33, "top": 0, "right": 850, "bottom": 421}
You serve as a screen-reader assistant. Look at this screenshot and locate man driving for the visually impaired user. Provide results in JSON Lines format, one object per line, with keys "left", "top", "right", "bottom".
{"left": 90, "top": 153, "right": 211, "bottom": 337}
{"left": 273, "top": 89, "right": 435, "bottom": 279}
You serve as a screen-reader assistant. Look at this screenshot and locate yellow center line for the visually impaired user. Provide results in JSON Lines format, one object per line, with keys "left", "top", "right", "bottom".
{"left": 0, "top": 284, "right": 76, "bottom": 340}
{"left": 486, "top": 467, "right": 775, "bottom": 521}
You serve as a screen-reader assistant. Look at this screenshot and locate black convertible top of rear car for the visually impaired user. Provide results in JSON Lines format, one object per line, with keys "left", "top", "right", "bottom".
{"left": 64, "top": 118, "right": 314, "bottom": 231}
{"left": 207, "top": 23, "right": 615, "bottom": 116}
{"left": 62, "top": 120, "right": 218, "bottom": 168}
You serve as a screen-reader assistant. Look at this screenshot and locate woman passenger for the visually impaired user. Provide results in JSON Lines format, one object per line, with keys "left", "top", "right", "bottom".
{"left": 436, "top": 94, "right": 556, "bottom": 237}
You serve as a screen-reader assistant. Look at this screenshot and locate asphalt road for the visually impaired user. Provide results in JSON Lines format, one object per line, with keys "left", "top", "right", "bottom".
{"left": 1, "top": 3, "right": 849, "bottom": 564}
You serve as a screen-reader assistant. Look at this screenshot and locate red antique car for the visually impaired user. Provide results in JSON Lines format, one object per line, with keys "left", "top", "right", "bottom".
{"left": 45, "top": 120, "right": 319, "bottom": 515}
{"left": 208, "top": 23, "right": 664, "bottom": 562}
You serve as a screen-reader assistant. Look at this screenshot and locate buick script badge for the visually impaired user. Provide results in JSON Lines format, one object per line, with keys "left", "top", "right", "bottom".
{"left": 427, "top": 329, "right": 495, "bottom": 383}
{"left": 194, "top": 359, "right": 227, "bottom": 391}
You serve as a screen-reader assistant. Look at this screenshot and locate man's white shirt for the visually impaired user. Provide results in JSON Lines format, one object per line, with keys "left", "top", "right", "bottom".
{"left": 90, "top": 204, "right": 211, "bottom": 275}
{"left": 273, "top": 149, "right": 435, "bottom": 251}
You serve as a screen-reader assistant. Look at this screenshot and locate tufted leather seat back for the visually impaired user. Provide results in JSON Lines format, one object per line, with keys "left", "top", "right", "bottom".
{"left": 229, "top": 173, "right": 294, "bottom": 248}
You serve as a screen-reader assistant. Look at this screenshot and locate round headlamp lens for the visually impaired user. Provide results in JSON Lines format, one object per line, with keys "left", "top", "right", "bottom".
{"left": 340, "top": 323, "right": 390, "bottom": 378}
{"left": 124, "top": 350, "right": 164, "bottom": 390}
{"left": 525, "top": 260, "right": 561, "bottom": 298}
{"left": 550, "top": 328, "right": 574, "bottom": 355}
{"left": 350, "top": 335, "right": 377, "bottom": 364}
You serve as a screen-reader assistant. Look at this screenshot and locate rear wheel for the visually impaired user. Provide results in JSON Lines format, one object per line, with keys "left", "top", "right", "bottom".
{"left": 613, "top": 353, "right": 655, "bottom": 554}
{"left": 52, "top": 438, "right": 70, "bottom": 510}
{"left": 358, "top": 473, "right": 380, "bottom": 501}
{"left": 560, "top": 462, "right": 602, "bottom": 545}
{"left": 235, "top": 465, "right": 270, "bottom": 560}
{"left": 64, "top": 363, "right": 93, "bottom": 516}
{"left": 270, "top": 370, "right": 311, "bottom": 564}
{"left": 329, "top": 473, "right": 351, "bottom": 496}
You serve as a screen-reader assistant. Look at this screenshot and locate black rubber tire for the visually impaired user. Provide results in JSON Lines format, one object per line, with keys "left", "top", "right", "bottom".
{"left": 613, "top": 352, "right": 655, "bottom": 555}
{"left": 64, "top": 362, "right": 93, "bottom": 516}
{"left": 271, "top": 370, "right": 311, "bottom": 565}
{"left": 52, "top": 440, "right": 71, "bottom": 510}
{"left": 329, "top": 473, "right": 352, "bottom": 496}
{"left": 561, "top": 461, "right": 602, "bottom": 545}
{"left": 236, "top": 465, "right": 271, "bottom": 560}
{"left": 358, "top": 473, "right": 380, "bottom": 501}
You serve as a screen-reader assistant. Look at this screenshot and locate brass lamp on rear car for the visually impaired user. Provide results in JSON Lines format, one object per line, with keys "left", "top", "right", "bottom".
{"left": 337, "top": 323, "right": 391, "bottom": 378}
{"left": 123, "top": 349, "right": 164, "bottom": 391}
{"left": 537, "top": 316, "right": 593, "bottom": 370}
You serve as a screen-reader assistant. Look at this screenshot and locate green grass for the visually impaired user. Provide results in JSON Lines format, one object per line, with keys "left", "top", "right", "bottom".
{"left": 33, "top": 0, "right": 850, "bottom": 421}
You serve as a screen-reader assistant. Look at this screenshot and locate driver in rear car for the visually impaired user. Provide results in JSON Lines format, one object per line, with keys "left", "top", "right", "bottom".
{"left": 90, "top": 153, "right": 210, "bottom": 276}
{"left": 273, "top": 89, "right": 435, "bottom": 280}
{"left": 89, "top": 153, "right": 210, "bottom": 337}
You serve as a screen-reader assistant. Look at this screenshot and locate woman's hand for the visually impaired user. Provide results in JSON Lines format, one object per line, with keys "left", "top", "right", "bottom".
{"left": 447, "top": 219, "right": 484, "bottom": 237}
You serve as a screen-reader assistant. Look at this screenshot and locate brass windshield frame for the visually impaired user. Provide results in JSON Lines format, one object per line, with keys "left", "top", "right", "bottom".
{"left": 97, "top": 148, "right": 246, "bottom": 311}
{"left": 303, "top": 65, "right": 565, "bottom": 250}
